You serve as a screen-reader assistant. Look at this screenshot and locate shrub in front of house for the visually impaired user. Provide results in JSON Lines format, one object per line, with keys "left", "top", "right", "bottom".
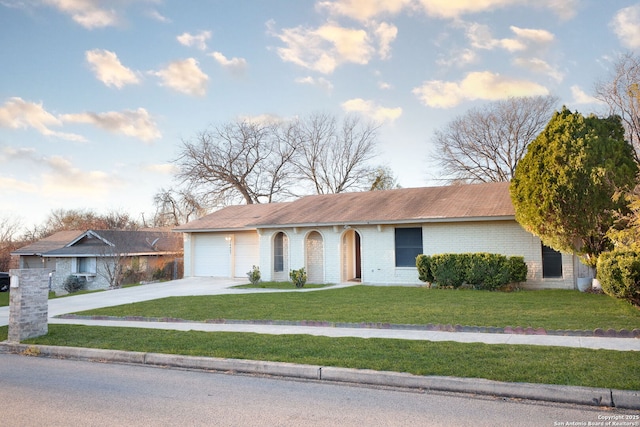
{"left": 289, "top": 267, "right": 307, "bottom": 288}
{"left": 247, "top": 265, "right": 261, "bottom": 286}
{"left": 465, "top": 253, "right": 511, "bottom": 291}
{"left": 430, "top": 253, "right": 467, "bottom": 288}
{"left": 507, "top": 256, "right": 528, "bottom": 284}
{"left": 63, "top": 275, "right": 86, "bottom": 293}
{"left": 416, "top": 255, "right": 434, "bottom": 283}
{"left": 597, "top": 251, "right": 640, "bottom": 306}
{"left": 417, "top": 253, "right": 528, "bottom": 290}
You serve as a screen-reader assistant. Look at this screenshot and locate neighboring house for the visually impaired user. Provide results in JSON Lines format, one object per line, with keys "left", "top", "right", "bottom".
{"left": 12, "top": 229, "right": 183, "bottom": 292}
{"left": 175, "top": 182, "right": 588, "bottom": 289}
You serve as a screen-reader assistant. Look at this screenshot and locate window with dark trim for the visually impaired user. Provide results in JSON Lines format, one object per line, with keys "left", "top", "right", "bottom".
{"left": 274, "top": 232, "right": 284, "bottom": 272}
{"left": 542, "top": 244, "right": 562, "bottom": 278}
{"left": 395, "top": 228, "right": 423, "bottom": 267}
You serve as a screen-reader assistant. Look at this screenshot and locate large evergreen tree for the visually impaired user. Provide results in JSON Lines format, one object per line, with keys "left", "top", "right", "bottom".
{"left": 510, "top": 107, "right": 638, "bottom": 266}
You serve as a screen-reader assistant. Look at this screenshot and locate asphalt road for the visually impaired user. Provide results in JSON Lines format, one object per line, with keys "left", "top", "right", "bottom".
{"left": 1, "top": 354, "right": 636, "bottom": 427}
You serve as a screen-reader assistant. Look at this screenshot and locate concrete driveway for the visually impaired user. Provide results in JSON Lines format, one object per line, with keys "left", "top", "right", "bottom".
{"left": 0, "top": 277, "right": 248, "bottom": 326}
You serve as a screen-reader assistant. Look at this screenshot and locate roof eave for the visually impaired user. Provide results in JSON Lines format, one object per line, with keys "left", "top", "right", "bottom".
{"left": 178, "top": 227, "right": 259, "bottom": 233}
{"left": 251, "top": 215, "right": 516, "bottom": 229}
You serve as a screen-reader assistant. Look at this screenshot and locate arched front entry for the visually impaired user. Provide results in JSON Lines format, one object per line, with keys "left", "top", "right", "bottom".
{"left": 341, "top": 229, "right": 362, "bottom": 282}
{"left": 305, "top": 231, "right": 324, "bottom": 283}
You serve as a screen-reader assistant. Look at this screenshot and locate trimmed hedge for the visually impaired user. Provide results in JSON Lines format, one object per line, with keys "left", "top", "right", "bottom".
{"left": 597, "top": 251, "right": 640, "bottom": 306}
{"left": 416, "top": 253, "right": 528, "bottom": 290}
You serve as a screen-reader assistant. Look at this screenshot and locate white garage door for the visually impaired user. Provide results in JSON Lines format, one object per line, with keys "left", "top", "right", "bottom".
{"left": 193, "top": 234, "right": 230, "bottom": 277}
{"left": 233, "top": 231, "right": 260, "bottom": 278}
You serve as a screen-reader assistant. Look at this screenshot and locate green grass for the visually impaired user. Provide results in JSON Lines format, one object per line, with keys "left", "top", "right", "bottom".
{"left": 0, "top": 292, "right": 8, "bottom": 307}
{"left": 3, "top": 286, "right": 640, "bottom": 390}
{"left": 15, "top": 324, "right": 640, "bottom": 390}
{"left": 232, "top": 281, "right": 330, "bottom": 289}
{"left": 75, "top": 286, "right": 640, "bottom": 331}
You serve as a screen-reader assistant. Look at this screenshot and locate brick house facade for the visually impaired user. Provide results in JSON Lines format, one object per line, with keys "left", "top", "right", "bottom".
{"left": 176, "top": 182, "right": 582, "bottom": 289}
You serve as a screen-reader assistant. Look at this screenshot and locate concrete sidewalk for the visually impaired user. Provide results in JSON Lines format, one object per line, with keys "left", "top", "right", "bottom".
{"left": 49, "top": 317, "right": 640, "bottom": 351}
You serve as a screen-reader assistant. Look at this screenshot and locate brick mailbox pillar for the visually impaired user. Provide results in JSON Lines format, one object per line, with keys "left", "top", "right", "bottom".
{"left": 8, "top": 269, "right": 52, "bottom": 343}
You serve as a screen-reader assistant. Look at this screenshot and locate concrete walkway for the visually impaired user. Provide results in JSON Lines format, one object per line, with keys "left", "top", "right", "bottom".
{"left": 1, "top": 277, "right": 639, "bottom": 351}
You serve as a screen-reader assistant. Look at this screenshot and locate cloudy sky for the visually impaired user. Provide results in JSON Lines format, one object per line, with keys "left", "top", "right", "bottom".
{"left": 1, "top": 0, "right": 639, "bottom": 229}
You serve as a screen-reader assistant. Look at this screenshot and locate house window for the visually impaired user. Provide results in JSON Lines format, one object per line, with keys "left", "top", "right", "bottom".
{"left": 75, "top": 257, "right": 96, "bottom": 274}
{"left": 274, "top": 232, "right": 284, "bottom": 272}
{"left": 542, "top": 244, "right": 563, "bottom": 278}
{"left": 395, "top": 228, "right": 423, "bottom": 267}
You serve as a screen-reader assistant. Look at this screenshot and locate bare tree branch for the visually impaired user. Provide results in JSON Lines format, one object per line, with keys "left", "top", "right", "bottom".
{"left": 595, "top": 52, "right": 640, "bottom": 160}
{"left": 292, "top": 113, "right": 379, "bottom": 194}
{"left": 431, "top": 95, "right": 558, "bottom": 183}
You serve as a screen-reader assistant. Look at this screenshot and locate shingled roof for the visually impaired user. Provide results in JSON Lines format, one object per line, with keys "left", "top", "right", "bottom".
{"left": 175, "top": 182, "right": 514, "bottom": 232}
{"left": 11, "top": 230, "right": 84, "bottom": 256}
{"left": 44, "top": 230, "right": 183, "bottom": 257}
{"left": 13, "top": 229, "right": 183, "bottom": 257}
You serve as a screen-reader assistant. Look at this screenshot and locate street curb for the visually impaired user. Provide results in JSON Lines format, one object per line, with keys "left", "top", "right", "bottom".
{"left": 1, "top": 342, "right": 638, "bottom": 410}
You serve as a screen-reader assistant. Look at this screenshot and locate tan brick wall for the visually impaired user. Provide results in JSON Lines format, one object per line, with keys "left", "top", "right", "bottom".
{"left": 305, "top": 231, "right": 324, "bottom": 283}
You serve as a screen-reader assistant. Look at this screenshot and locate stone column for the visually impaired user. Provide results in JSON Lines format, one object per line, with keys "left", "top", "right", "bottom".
{"left": 8, "top": 269, "right": 52, "bottom": 343}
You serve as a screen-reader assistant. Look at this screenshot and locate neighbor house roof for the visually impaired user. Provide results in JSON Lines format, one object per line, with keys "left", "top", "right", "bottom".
{"left": 11, "top": 230, "right": 84, "bottom": 256}
{"left": 175, "top": 182, "right": 514, "bottom": 232}
{"left": 13, "top": 229, "right": 183, "bottom": 258}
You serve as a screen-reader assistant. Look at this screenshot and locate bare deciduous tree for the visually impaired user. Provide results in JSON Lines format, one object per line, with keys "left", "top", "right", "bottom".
{"left": 24, "top": 209, "right": 140, "bottom": 241}
{"left": 172, "top": 114, "right": 382, "bottom": 212}
{"left": 152, "top": 188, "right": 208, "bottom": 227}
{"left": 595, "top": 52, "right": 640, "bottom": 160}
{"left": 292, "top": 113, "right": 379, "bottom": 194}
{"left": 175, "top": 120, "right": 298, "bottom": 205}
{"left": 431, "top": 95, "right": 558, "bottom": 183}
{"left": 0, "top": 216, "right": 22, "bottom": 271}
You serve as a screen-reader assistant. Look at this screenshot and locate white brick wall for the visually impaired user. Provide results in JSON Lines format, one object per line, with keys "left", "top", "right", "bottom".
{"left": 191, "top": 220, "right": 577, "bottom": 289}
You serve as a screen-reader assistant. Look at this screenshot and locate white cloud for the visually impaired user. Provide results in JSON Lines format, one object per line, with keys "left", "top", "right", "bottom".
{"left": 151, "top": 58, "right": 209, "bottom": 96}
{"left": 295, "top": 76, "right": 334, "bottom": 91}
{"left": 316, "top": 0, "right": 411, "bottom": 21}
{"left": 85, "top": 49, "right": 140, "bottom": 89}
{"left": 513, "top": 57, "right": 563, "bottom": 82}
{"left": 147, "top": 9, "right": 171, "bottom": 23}
{"left": 374, "top": 21, "right": 397, "bottom": 59}
{"left": 60, "top": 108, "right": 161, "bottom": 142}
{"left": 42, "top": 155, "right": 118, "bottom": 197}
{"left": 611, "top": 4, "right": 640, "bottom": 49}
{"left": 570, "top": 85, "right": 605, "bottom": 105}
{"left": 465, "top": 23, "right": 553, "bottom": 52}
{"left": 510, "top": 26, "right": 554, "bottom": 45}
{"left": 436, "top": 48, "right": 478, "bottom": 67}
{"left": 210, "top": 51, "right": 248, "bottom": 75}
{"left": 0, "top": 147, "right": 117, "bottom": 198}
{"left": 412, "top": 71, "right": 549, "bottom": 108}
{"left": 177, "top": 30, "right": 212, "bottom": 51}
{"left": 144, "top": 163, "right": 178, "bottom": 174}
{"left": 270, "top": 21, "right": 375, "bottom": 74}
{"left": 416, "top": 0, "right": 577, "bottom": 19}
{"left": 0, "top": 97, "right": 85, "bottom": 141}
{"left": 238, "top": 114, "right": 286, "bottom": 125}
{"left": 0, "top": 176, "right": 38, "bottom": 194}
{"left": 341, "top": 98, "right": 402, "bottom": 123}
{"left": 43, "top": 0, "right": 119, "bottom": 29}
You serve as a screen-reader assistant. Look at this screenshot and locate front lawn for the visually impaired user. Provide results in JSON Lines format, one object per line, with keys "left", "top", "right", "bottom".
{"left": 74, "top": 286, "right": 640, "bottom": 331}
{"left": 14, "top": 324, "right": 640, "bottom": 390}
